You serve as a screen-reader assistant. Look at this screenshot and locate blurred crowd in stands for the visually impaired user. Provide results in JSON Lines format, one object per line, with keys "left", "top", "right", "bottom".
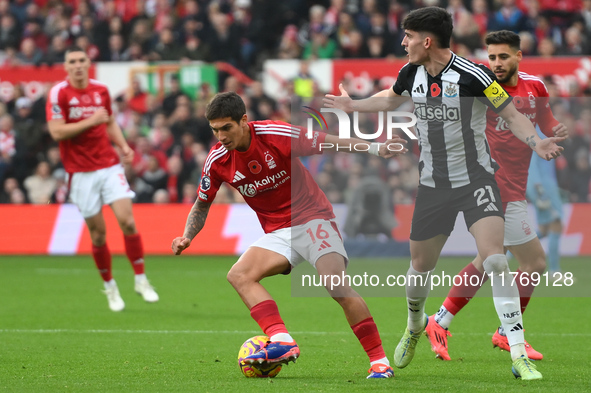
{"left": 0, "top": 0, "right": 590, "bottom": 208}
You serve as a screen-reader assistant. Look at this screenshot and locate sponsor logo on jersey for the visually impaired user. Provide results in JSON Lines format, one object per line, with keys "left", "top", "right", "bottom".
{"left": 444, "top": 83, "right": 458, "bottom": 97}
{"left": 237, "top": 170, "right": 288, "bottom": 197}
{"left": 198, "top": 191, "right": 208, "bottom": 200}
{"left": 484, "top": 81, "right": 509, "bottom": 108}
{"left": 200, "top": 175, "right": 211, "bottom": 191}
{"left": 264, "top": 152, "right": 276, "bottom": 169}
{"left": 68, "top": 106, "right": 103, "bottom": 119}
{"left": 414, "top": 103, "right": 460, "bottom": 121}
{"left": 493, "top": 112, "right": 536, "bottom": 131}
{"left": 310, "top": 131, "right": 319, "bottom": 148}
{"left": 248, "top": 160, "right": 262, "bottom": 174}
{"left": 237, "top": 183, "right": 257, "bottom": 197}
{"left": 68, "top": 97, "right": 80, "bottom": 105}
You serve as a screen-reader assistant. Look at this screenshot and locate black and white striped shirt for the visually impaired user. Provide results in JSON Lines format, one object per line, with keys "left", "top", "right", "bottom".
{"left": 393, "top": 52, "right": 511, "bottom": 188}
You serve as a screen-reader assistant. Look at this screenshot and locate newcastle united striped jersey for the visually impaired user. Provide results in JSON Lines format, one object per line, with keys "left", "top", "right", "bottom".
{"left": 393, "top": 52, "right": 512, "bottom": 188}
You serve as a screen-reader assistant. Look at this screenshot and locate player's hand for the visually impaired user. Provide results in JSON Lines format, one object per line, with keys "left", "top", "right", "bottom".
{"left": 379, "top": 137, "right": 408, "bottom": 158}
{"left": 535, "top": 136, "right": 566, "bottom": 161}
{"left": 90, "top": 108, "right": 110, "bottom": 126}
{"left": 323, "top": 83, "right": 354, "bottom": 113}
{"left": 120, "top": 145, "right": 134, "bottom": 165}
{"left": 171, "top": 237, "right": 191, "bottom": 255}
{"left": 552, "top": 123, "right": 568, "bottom": 138}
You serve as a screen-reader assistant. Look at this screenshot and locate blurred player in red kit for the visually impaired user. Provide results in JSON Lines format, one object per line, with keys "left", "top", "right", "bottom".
{"left": 47, "top": 47, "right": 159, "bottom": 312}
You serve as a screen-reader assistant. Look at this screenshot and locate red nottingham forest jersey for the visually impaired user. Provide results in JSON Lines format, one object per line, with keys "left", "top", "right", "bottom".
{"left": 485, "top": 72, "right": 559, "bottom": 203}
{"left": 198, "top": 120, "right": 335, "bottom": 233}
{"left": 46, "top": 79, "right": 119, "bottom": 173}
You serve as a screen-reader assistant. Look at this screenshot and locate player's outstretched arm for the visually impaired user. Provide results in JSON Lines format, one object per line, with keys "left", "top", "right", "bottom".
{"left": 499, "top": 103, "right": 565, "bottom": 161}
{"left": 323, "top": 83, "right": 407, "bottom": 113}
{"left": 47, "top": 108, "right": 109, "bottom": 141}
{"left": 172, "top": 199, "right": 212, "bottom": 255}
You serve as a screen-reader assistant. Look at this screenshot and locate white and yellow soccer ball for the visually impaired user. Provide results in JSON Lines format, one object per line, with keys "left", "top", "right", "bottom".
{"left": 237, "top": 335, "right": 282, "bottom": 378}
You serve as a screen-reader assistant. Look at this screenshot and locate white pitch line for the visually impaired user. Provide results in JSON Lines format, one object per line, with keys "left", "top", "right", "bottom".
{"left": 0, "top": 329, "right": 589, "bottom": 337}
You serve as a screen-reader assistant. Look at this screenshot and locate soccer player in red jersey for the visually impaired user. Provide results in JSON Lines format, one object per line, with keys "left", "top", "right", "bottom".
{"left": 425, "top": 30, "right": 568, "bottom": 361}
{"left": 171, "top": 91, "right": 407, "bottom": 379}
{"left": 46, "top": 47, "right": 159, "bottom": 312}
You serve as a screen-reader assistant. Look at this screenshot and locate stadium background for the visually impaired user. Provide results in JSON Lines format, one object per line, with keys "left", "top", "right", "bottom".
{"left": 1, "top": 1, "right": 591, "bottom": 391}
{"left": 0, "top": 0, "right": 590, "bottom": 256}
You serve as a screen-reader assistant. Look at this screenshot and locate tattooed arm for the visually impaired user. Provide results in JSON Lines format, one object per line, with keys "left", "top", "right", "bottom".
{"left": 171, "top": 199, "right": 212, "bottom": 255}
{"left": 498, "top": 102, "right": 565, "bottom": 161}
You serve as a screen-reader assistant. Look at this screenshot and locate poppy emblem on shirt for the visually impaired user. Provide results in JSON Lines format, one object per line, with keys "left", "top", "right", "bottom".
{"left": 430, "top": 83, "right": 441, "bottom": 97}
{"left": 82, "top": 95, "right": 91, "bottom": 104}
{"left": 249, "top": 160, "right": 262, "bottom": 174}
{"left": 513, "top": 96, "right": 524, "bottom": 109}
{"left": 200, "top": 175, "right": 211, "bottom": 191}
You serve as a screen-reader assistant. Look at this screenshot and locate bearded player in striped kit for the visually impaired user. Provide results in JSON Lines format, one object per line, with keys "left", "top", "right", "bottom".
{"left": 324, "top": 8, "right": 565, "bottom": 380}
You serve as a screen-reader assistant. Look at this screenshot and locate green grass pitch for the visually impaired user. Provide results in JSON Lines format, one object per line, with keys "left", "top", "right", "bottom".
{"left": 1, "top": 255, "right": 590, "bottom": 392}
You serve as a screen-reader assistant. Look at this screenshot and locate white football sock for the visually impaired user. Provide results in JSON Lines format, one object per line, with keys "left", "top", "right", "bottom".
{"left": 434, "top": 305, "right": 454, "bottom": 330}
{"left": 104, "top": 279, "right": 116, "bottom": 289}
{"left": 370, "top": 357, "right": 390, "bottom": 367}
{"left": 406, "top": 261, "right": 431, "bottom": 332}
{"left": 270, "top": 333, "right": 294, "bottom": 343}
{"left": 483, "top": 254, "right": 526, "bottom": 361}
{"left": 134, "top": 273, "right": 147, "bottom": 283}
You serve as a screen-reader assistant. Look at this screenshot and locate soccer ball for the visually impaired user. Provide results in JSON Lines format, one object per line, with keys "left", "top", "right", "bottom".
{"left": 238, "top": 335, "right": 282, "bottom": 378}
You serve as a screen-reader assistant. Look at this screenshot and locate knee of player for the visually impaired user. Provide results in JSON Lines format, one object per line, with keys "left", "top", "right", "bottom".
{"left": 482, "top": 253, "right": 508, "bottom": 274}
{"left": 89, "top": 230, "right": 106, "bottom": 245}
{"left": 532, "top": 256, "right": 547, "bottom": 274}
{"left": 119, "top": 218, "right": 137, "bottom": 234}
{"left": 226, "top": 266, "right": 254, "bottom": 288}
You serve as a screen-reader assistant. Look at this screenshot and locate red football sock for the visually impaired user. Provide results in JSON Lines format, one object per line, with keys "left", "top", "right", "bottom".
{"left": 443, "top": 263, "right": 488, "bottom": 315}
{"left": 351, "top": 317, "right": 386, "bottom": 363}
{"left": 124, "top": 233, "right": 145, "bottom": 275}
{"left": 515, "top": 269, "right": 536, "bottom": 314}
{"left": 92, "top": 244, "right": 112, "bottom": 282}
{"left": 250, "top": 300, "right": 289, "bottom": 338}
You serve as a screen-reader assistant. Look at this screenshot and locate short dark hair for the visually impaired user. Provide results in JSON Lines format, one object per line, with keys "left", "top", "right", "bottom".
{"left": 65, "top": 45, "right": 86, "bottom": 56}
{"left": 401, "top": 7, "right": 453, "bottom": 49}
{"left": 485, "top": 30, "right": 521, "bottom": 51}
{"left": 205, "top": 91, "right": 246, "bottom": 124}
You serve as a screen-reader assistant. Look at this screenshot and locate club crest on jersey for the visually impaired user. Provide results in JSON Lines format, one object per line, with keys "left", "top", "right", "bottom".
{"left": 430, "top": 83, "right": 441, "bottom": 97}
{"left": 444, "top": 83, "right": 458, "bottom": 97}
{"left": 94, "top": 92, "right": 102, "bottom": 105}
{"left": 528, "top": 92, "right": 535, "bottom": 108}
{"left": 249, "top": 160, "right": 262, "bottom": 174}
{"left": 200, "top": 175, "right": 211, "bottom": 191}
{"left": 264, "top": 152, "right": 276, "bottom": 169}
